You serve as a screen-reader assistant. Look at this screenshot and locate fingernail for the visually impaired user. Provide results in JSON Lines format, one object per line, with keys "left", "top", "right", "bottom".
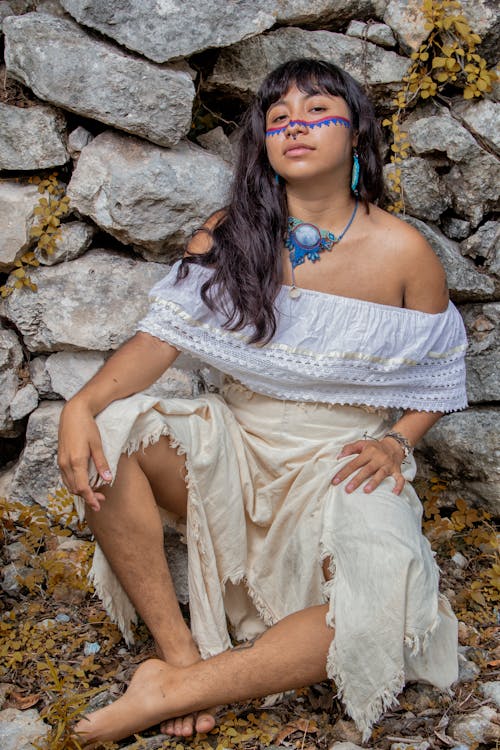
{"left": 102, "top": 470, "right": 112, "bottom": 481}
{"left": 346, "top": 483, "right": 354, "bottom": 492}
{"left": 364, "top": 485, "right": 372, "bottom": 493}
{"left": 332, "top": 477, "right": 340, "bottom": 485}
{"left": 336, "top": 452, "right": 344, "bottom": 459}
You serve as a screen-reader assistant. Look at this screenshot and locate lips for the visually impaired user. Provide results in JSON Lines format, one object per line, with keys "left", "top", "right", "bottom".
{"left": 283, "top": 142, "right": 314, "bottom": 155}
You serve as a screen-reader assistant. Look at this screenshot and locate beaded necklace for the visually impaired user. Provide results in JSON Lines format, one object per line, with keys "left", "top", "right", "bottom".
{"left": 285, "top": 199, "right": 358, "bottom": 298}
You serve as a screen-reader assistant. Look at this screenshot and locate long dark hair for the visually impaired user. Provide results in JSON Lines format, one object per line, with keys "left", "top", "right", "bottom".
{"left": 179, "top": 58, "right": 384, "bottom": 344}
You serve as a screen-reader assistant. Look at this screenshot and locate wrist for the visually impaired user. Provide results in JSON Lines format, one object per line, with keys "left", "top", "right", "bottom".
{"left": 382, "top": 431, "right": 413, "bottom": 460}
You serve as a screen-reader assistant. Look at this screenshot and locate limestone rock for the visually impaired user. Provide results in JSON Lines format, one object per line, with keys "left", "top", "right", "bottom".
{"left": 458, "top": 0, "right": 499, "bottom": 63}
{"left": 346, "top": 20, "right": 396, "bottom": 47}
{"left": 408, "top": 114, "right": 477, "bottom": 162}
{"left": 67, "top": 126, "right": 93, "bottom": 159}
{"left": 8, "top": 400, "right": 63, "bottom": 507}
{"left": 0, "top": 102, "right": 68, "bottom": 170}
{"left": 278, "top": 1, "right": 388, "bottom": 27}
{"left": 45, "top": 351, "right": 107, "bottom": 400}
{"left": 385, "top": 157, "right": 450, "bottom": 221}
{"left": 35, "top": 221, "right": 96, "bottom": 265}
{"left": 0, "top": 181, "right": 40, "bottom": 271}
{"left": 461, "top": 221, "right": 499, "bottom": 288}
{"left": 419, "top": 408, "right": 500, "bottom": 514}
{"left": 461, "top": 302, "right": 500, "bottom": 404}
{"left": 197, "top": 126, "right": 236, "bottom": 165}
{"left": 456, "top": 99, "right": 500, "bottom": 153}
{"left": 3, "top": 250, "right": 169, "bottom": 352}
{"left": 35, "top": 0, "right": 69, "bottom": 19}
{"left": 457, "top": 652, "right": 481, "bottom": 682}
{"left": 1, "top": 562, "right": 30, "bottom": 593}
{"left": 0, "top": 324, "right": 22, "bottom": 436}
{"left": 329, "top": 744, "right": 365, "bottom": 750}
{"left": 60, "top": 0, "right": 278, "bottom": 63}
{"left": 208, "top": 27, "right": 410, "bottom": 104}
{"left": 29, "top": 356, "right": 58, "bottom": 399}
{"left": 10, "top": 384, "right": 39, "bottom": 421}
{"left": 480, "top": 681, "right": 500, "bottom": 709}
{"left": 0, "top": 3, "right": 13, "bottom": 32}
{"left": 441, "top": 216, "right": 471, "bottom": 241}
{"left": 0, "top": 707, "right": 49, "bottom": 750}
{"left": 448, "top": 706, "right": 500, "bottom": 745}
{"left": 383, "top": 0, "right": 428, "bottom": 53}
{"left": 443, "top": 149, "right": 500, "bottom": 227}
{"left": 401, "top": 217, "right": 495, "bottom": 302}
{"left": 3, "top": 13, "right": 195, "bottom": 147}
{"left": 67, "top": 131, "right": 232, "bottom": 258}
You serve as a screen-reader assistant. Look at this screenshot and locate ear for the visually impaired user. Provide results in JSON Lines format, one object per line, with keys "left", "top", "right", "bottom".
{"left": 352, "top": 131, "right": 359, "bottom": 148}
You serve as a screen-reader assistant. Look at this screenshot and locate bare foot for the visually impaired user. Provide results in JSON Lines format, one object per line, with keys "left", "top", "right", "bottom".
{"left": 74, "top": 659, "right": 186, "bottom": 745}
{"left": 155, "top": 641, "right": 216, "bottom": 737}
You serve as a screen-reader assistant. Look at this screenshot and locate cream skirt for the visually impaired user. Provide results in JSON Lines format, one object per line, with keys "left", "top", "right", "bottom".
{"left": 76, "top": 378, "right": 458, "bottom": 740}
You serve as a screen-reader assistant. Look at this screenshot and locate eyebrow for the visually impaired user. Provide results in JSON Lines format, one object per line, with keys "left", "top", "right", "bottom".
{"left": 267, "top": 92, "right": 328, "bottom": 111}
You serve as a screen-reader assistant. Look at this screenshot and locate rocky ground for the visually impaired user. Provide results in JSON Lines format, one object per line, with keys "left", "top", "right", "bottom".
{"left": 0, "top": 478, "right": 498, "bottom": 750}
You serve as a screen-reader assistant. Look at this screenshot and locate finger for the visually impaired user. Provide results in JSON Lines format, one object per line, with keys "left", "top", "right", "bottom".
{"left": 336, "top": 440, "right": 366, "bottom": 459}
{"left": 90, "top": 441, "right": 113, "bottom": 484}
{"left": 392, "top": 474, "right": 406, "bottom": 495}
{"left": 72, "top": 465, "right": 103, "bottom": 512}
{"left": 332, "top": 453, "right": 372, "bottom": 484}
{"left": 362, "top": 466, "right": 397, "bottom": 494}
{"left": 347, "top": 464, "right": 391, "bottom": 494}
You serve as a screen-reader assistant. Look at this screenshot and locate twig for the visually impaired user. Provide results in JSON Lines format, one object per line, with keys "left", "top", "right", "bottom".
{"left": 300, "top": 719, "right": 310, "bottom": 750}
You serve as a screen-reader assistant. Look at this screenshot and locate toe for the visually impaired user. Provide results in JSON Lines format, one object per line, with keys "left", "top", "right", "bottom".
{"left": 174, "top": 717, "right": 185, "bottom": 736}
{"left": 195, "top": 711, "right": 216, "bottom": 734}
{"left": 181, "top": 715, "right": 195, "bottom": 736}
{"left": 160, "top": 720, "right": 175, "bottom": 735}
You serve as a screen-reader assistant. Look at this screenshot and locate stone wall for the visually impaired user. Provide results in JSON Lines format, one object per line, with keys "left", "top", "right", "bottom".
{"left": 0, "top": 0, "right": 499, "bottom": 516}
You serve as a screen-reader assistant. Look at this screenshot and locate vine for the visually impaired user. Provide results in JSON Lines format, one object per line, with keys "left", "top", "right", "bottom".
{"left": 0, "top": 173, "right": 70, "bottom": 298}
{"left": 383, "top": 0, "right": 498, "bottom": 212}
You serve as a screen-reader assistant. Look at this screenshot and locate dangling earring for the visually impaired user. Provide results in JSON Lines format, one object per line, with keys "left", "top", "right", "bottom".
{"left": 274, "top": 171, "right": 281, "bottom": 186}
{"left": 351, "top": 149, "right": 360, "bottom": 194}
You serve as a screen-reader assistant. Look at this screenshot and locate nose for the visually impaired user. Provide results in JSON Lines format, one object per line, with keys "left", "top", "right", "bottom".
{"left": 285, "top": 119, "right": 308, "bottom": 140}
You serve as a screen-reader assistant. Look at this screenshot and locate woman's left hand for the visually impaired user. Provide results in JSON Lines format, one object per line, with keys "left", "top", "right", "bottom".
{"left": 331, "top": 437, "right": 406, "bottom": 495}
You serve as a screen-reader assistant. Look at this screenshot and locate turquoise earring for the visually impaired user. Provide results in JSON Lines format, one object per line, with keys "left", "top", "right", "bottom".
{"left": 275, "top": 172, "right": 281, "bottom": 185}
{"left": 351, "top": 149, "right": 360, "bottom": 194}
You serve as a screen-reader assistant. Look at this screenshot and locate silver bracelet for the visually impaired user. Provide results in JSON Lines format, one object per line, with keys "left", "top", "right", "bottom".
{"left": 383, "top": 431, "right": 413, "bottom": 459}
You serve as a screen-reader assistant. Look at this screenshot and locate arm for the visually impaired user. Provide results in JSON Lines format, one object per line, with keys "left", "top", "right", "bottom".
{"left": 332, "top": 225, "right": 449, "bottom": 495}
{"left": 58, "top": 332, "right": 179, "bottom": 511}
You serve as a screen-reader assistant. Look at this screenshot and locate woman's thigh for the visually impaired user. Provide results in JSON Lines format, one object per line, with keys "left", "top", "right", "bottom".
{"left": 135, "top": 435, "right": 189, "bottom": 518}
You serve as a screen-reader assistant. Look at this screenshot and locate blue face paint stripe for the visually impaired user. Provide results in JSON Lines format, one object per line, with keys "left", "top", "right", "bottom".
{"left": 265, "top": 116, "right": 351, "bottom": 137}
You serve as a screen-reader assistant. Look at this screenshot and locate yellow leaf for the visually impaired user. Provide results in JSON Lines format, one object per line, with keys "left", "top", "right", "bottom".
{"left": 432, "top": 57, "right": 447, "bottom": 68}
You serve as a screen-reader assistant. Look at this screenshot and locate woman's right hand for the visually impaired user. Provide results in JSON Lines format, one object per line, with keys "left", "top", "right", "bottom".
{"left": 58, "top": 400, "right": 112, "bottom": 512}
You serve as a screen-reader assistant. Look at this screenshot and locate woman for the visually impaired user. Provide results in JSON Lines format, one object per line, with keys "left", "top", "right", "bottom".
{"left": 58, "top": 59, "right": 467, "bottom": 745}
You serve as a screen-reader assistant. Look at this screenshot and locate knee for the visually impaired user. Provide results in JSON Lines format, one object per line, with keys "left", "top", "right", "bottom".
{"left": 322, "top": 556, "right": 334, "bottom": 581}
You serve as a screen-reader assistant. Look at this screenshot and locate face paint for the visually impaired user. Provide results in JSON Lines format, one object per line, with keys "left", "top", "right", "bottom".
{"left": 265, "top": 115, "right": 351, "bottom": 138}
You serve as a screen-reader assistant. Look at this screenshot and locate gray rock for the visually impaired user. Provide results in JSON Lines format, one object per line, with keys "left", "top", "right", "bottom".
{"left": 458, "top": 0, "right": 499, "bottom": 63}
{"left": 441, "top": 217, "right": 471, "bottom": 241}
{"left": 0, "top": 102, "right": 68, "bottom": 170}
{"left": 0, "top": 181, "right": 40, "bottom": 271}
{"left": 3, "top": 249, "right": 169, "bottom": 352}
{"left": 419, "top": 408, "right": 500, "bottom": 514}
{"left": 35, "top": 0, "right": 69, "bottom": 19}
{"left": 0, "top": 3, "right": 13, "bottom": 33}
{"left": 278, "top": 1, "right": 389, "bottom": 26}
{"left": 456, "top": 99, "right": 500, "bottom": 153}
{"left": 460, "top": 221, "right": 499, "bottom": 280}
{"left": 385, "top": 157, "right": 450, "bottom": 221}
{"left": 457, "top": 652, "right": 481, "bottom": 683}
{"left": 0, "top": 324, "right": 22, "bottom": 436}
{"left": 5, "top": 541, "right": 25, "bottom": 562}
{"left": 0, "top": 707, "right": 49, "bottom": 750}
{"left": 383, "top": 0, "right": 428, "bottom": 53}
{"left": 329, "top": 744, "right": 365, "bottom": 750}
{"left": 45, "top": 350, "right": 106, "bottom": 400}
{"left": 448, "top": 706, "right": 500, "bottom": 745}
{"left": 443, "top": 148, "right": 500, "bottom": 227}
{"left": 3, "top": 13, "right": 195, "bottom": 147}
{"left": 60, "top": 0, "right": 278, "bottom": 63}
{"left": 391, "top": 744, "right": 429, "bottom": 750}
{"left": 346, "top": 20, "right": 396, "bottom": 47}
{"left": 35, "top": 220, "right": 96, "bottom": 265}
{"left": 401, "top": 217, "right": 495, "bottom": 302}
{"left": 461, "top": 302, "right": 500, "bottom": 403}
{"left": 197, "top": 126, "right": 236, "bottom": 165}
{"left": 67, "top": 125, "right": 93, "bottom": 159}
{"left": 67, "top": 131, "right": 232, "bottom": 258}
{"left": 1, "top": 562, "right": 29, "bottom": 593}
{"left": 8, "top": 400, "right": 63, "bottom": 507}
{"left": 29, "top": 355, "right": 57, "bottom": 399}
{"left": 10, "top": 384, "right": 39, "bottom": 421}
{"left": 208, "top": 27, "right": 410, "bottom": 105}
{"left": 408, "top": 115, "right": 478, "bottom": 162}
{"left": 480, "top": 681, "right": 500, "bottom": 709}
{"left": 164, "top": 527, "right": 188, "bottom": 604}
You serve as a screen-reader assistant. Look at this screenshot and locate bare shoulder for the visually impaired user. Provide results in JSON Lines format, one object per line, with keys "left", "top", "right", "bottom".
{"left": 185, "top": 209, "right": 226, "bottom": 256}
{"left": 365, "top": 206, "right": 449, "bottom": 313}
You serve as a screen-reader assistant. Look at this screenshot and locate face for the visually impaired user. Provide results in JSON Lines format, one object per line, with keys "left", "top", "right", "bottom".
{"left": 264, "top": 84, "right": 355, "bottom": 185}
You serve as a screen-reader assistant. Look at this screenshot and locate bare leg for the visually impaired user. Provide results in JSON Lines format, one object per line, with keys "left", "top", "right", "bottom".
{"left": 86, "top": 437, "right": 214, "bottom": 736}
{"left": 74, "top": 603, "right": 333, "bottom": 745}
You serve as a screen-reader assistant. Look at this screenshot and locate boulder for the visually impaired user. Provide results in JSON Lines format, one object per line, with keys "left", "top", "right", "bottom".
{"left": 45, "top": 351, "right": 107, "bottom": 400}
{"left": 0, "top": 102, "right": 68, "bottom": 170}
{"left": 455, "top": 99, "right": 500, "bottom": 153}
{"left": 35, "top": 220, "right": 96, "bottom": 265}
{"left": 0, "top": 181, "right": 40, "bottom": 271}
{"left": 67, "top": 131, "right": 232, "bottom": 258}
{"left": 0, "top": 707, "right": 49, "bottom": 750}
{"left": 461, "top": 302, "right": 499, "bottom": 404}
{"left": 3, "top": 13, "right": 195, "bottom": 147}
{"left": 385, "top": 157, "right": 450, "bottom": 221}
{"left": 346, "top": 20, "right": 396, "bottom": 47}
{"left": 408, "top": 114, "right": 477, "bottom": 162}
{"left": 0, "top": 324, "right": 22, "bottom": 436}
{"left": 418, "top": 408, "right": 500, "bottom": 514}
{"left": 383, "top": 0, "right": 428, "bottom": 53}
{"left": 461, "top": 221, "right": 499, "bottom": 291}
{"left": 29, "top": 355, "right": 58, "bottom": 399}
{"left": 197, "top": 126, "right": 236, "bottom": 165}
{"left": 440, "top": 216, "right": 471, "bottom": 241}
{"left": 8, "top": 400, "right": 63, "bottom": 507}
{"left": 10, "top": 384, "right": 39, "bottom": 421}
{"left": 401, "top": 217, "right": 495, "bottom": 302}
{"left": 67, "top": 126, "right": 94, "bottom": 159}
{"left": 443, "top": 148, "right": 500, "bottom": 227}
{"left": 208, "top": 27, "right": 410, "bottom": 104}
{"left": 3, "top": 250, "right": 169, "bottom": 352}
{"left": 278, "top": 1, "right": 388, "bottom": 27}
{"left": 458, "top": 0, "right": 500, "bottom": 64}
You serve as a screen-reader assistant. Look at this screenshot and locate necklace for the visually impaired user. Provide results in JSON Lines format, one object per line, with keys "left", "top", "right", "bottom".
{"left": 285, "top": 199, "right": 358, "bottom": 298}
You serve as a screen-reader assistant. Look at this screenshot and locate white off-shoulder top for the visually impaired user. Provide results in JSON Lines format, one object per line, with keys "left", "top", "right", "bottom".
{"left": 137, "top": 261, "right": 468, "bottom": 413}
